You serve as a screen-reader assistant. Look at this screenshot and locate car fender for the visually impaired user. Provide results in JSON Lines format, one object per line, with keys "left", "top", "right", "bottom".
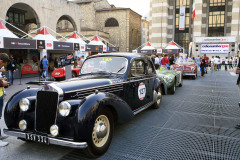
{"left": 75, "top": 92, "right": 134, "bottom": 141}
{"left": 4, "top": 88, "right": 39, "bottom": 128}
{"left": 155, "top": 77, "right": 167, "bottom": 95}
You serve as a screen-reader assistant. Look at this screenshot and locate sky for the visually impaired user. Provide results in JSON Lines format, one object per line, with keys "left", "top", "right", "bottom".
{"left": 107, "top": 0, "right": 150, "bottom": 19}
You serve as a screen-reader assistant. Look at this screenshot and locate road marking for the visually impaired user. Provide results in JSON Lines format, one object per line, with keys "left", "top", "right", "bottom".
{"left": 229, "top": 72, "right": 237, "bottom": 76}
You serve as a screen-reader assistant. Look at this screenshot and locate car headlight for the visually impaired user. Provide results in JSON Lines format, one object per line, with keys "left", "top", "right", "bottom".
{"left": 50, "top": 125, "right": 59, "bottom": 137}
{"left": 19, "top": 98, "right": 30, "bottom": 112}
{"left": 167, "top": 77, "right": 173, "bottom": 83}
{"left": 191, "top": 67, "right": 195, "bottom": 71}
{"left": 58, "top": 101, "right": 71, "bottom": 117}
{"left": 19, "top": 120, "right": 27, "bottom": 131}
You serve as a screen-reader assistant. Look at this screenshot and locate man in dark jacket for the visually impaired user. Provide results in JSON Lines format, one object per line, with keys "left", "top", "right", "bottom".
{"left": 6, "top": 55, "right": 16, "bottom": 85}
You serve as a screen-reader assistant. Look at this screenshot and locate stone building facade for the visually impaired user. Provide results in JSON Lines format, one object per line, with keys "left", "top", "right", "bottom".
{"left": 0, "top": 0, "right": 142, "bottom": 52}
{"left": 150, "top": 0, "right": 240, "bottom": 58}
{"left": 142, "top": 18, "right": 150, "bottom": 46}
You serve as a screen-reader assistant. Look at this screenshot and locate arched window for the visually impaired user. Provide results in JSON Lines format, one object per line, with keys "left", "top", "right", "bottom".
{"left": 105, "top": 18, "right": 119, "bottom": 27}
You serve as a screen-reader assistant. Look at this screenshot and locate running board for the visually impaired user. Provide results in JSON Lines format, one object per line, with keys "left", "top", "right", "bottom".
{"left": 133, "top": 101, "right": 154, "bottom": 115}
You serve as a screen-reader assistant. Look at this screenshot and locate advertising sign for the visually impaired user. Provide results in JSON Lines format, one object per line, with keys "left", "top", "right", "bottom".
{"left": 162, "top": 49, "right": 179, "bottom": 54}
{"left": 140, "top": 49, "right": 157, "bottom": 54}
{"left": 108, "top": 47, "right": 119, "bottom": 52}
{"left": 0, "top": 37, "right": 3, "bottom": 48}
{"left": 4, "top": 37, "right": 36, "bottom": 49}
{"left": 74, "top": 43, "right": 80, "bottom": 51}
{"left": 21, "top": 64, "right": 38, "bottom": 75}
{"left": 179, "top": 5, "right": 186, "bottom": 30}
{"left": 45, "top": 40, "right": 54, "bottom": 50}
{"left": 85, "top": 45, "right": 99, "bottom": 52}
{"left": 157, "top": 49, "right": 162, "bottom": 54}
{"left": 54, "top": 42, "right": 74, "bottom": 50}
{"left": 201, "top": 44, "right": 229, "bottom": 53}
{"left": 80, "top": 44, "right": 85, "bottom": 51}
{"left": 196, "top": 37, "right": 236, "bottom": 43}
{"left": 37, "top": 40, "right": 45, "bottom": 49}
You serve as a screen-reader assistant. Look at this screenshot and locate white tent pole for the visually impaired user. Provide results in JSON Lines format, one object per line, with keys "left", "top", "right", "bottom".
{"left": 59, "top": 31, "right": 75, "bottom": 41}
{"left": 97, "top": 36, "right": 116, "bottom": 47}
{"left": 20, "top": 27, "right": 42, "bottom": 39}
{"left": 0, "top": 18, "right": 34, "bottom": 38}
{"left": 45, "top": 26, "right": 67, "bottom": 41}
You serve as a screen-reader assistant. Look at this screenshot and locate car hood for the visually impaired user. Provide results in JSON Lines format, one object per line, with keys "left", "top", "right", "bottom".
{"left": 42, "top": 75, "right": 123, "bottom": 93}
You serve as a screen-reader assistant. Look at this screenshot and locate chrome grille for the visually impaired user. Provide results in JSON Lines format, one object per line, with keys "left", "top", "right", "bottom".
{"left": 35, "top": 91, "right": 59, "bottom": 133}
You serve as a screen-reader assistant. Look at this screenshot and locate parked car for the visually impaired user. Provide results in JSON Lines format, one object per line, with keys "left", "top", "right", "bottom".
{"left": 4, "top": 53, "right": 165, "bottom": 158}
{"left": 171, "top": 58, "right": 197, "bottom": 79}
{"left": 156, "top": 67, "right": 183, "bottom": 94}
{"left": 51, "top": 66, "right": 80, "bottom": 81}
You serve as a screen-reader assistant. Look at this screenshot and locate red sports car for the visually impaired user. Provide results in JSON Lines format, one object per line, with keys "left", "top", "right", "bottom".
{"left": 171, "top": 59, "right": 197, "bottom": 79}
{"left": 51, "top": 65, "right": 80, "bottom": 81}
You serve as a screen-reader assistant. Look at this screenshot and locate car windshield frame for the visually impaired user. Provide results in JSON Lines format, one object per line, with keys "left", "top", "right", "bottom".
{"left": 80, "top": 56, "right": 129, "bottom": 75}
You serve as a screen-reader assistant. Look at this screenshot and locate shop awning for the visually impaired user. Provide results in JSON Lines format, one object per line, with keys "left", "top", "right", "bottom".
{"left": 87, "top": 35, "right": 107, "bottom": 52}
{"left": 66, "top": 32, "right": 86, "bottom": 51}
{"left": 0, "top": 21, "right": 18, "bottom": 38}
{"left": 140, "top": 42, "right": 157, "bottom": 54}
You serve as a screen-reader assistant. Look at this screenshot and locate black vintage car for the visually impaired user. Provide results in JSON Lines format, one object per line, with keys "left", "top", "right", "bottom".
{"left": 4, "top": 53, "right": 166, "bottom": 157}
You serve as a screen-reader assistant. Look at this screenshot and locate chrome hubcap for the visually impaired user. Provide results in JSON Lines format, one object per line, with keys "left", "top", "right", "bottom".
{"left": 92, "top": 115, "right": 110, "bottom": 147}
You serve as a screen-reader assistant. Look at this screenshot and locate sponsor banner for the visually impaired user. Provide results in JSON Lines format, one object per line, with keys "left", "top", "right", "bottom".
{"left": 74, "top": 43, "right": 80, "bottom": 51}
{"left": 45, "top": 40, "right": 54, "bottom": 50}
{"left": 108, "top": 47, "right": 119, "bottom": 52}
{"left": 140, "top": 49, "right": 157, "bottom": 54}
{"left": 179, "top": 5, "right": 186, "bottom": 30}
{"left": 21, "top": 64, "right": 38, "bottom": 75}
{"left": 201, "top": 44, "right": 229, "bottom": 53}
{"left": 196, "top": 37, "right": 236, "bottom": 43}
{"left": 85, "top": 45, "right": 99, "bottom": 52}
{"left": 103, "top": 46, "right": 107, "bottom": 52}
{"left": 157, "top": 49, "right": 162, "bottom": 54}
{"left": 54, "top": 41, "right": 74, "bottom": 50}
{"left": 37, "top": 40, "right": 45, "bottom": 49}
{"left": 80, "top": 44, "right": 85, "bottom": 51}
{"left": 0, "top": 37, "right": 3, "bottom": 48}
{"left": 162, "top": 49, "right": 179, "bottom": 54}
{"left": 4, "top": 37, "right": 36, "bottom": 49}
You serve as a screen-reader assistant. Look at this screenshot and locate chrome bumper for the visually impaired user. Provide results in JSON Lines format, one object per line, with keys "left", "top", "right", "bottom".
{"left": 3, "top": 129, "right": 88, "bottom": 149}
{"left": 183, "top": 73, "right": 196, "bottom": 76}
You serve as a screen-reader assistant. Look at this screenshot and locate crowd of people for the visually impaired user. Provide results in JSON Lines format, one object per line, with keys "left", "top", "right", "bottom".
{"left": 150, "top": 54, "right": 239, "bottom": 76}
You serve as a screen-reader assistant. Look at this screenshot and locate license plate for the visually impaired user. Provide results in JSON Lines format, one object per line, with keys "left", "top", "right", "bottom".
{"left": 55, "top": 72, "right": 60, "bottom": 75}
{"left": 26, "top": 133, "right": 49, "bottom": 144}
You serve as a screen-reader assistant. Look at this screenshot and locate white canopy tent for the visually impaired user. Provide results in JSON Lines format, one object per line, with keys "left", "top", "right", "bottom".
{"left": 88, "top": 35, "right": 107, "bottom": 52}
{"left": 0, "top": 20, "right": 18, "bottom": 38}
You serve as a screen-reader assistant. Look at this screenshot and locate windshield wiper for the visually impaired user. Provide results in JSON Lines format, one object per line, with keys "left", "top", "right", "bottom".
{"left": 116, "top": 66, "right": 125, "bottom": 74}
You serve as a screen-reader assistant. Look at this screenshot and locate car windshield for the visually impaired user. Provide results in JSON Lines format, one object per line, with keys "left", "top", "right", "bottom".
{"left": 176, "top": 58, "right": 195, "bottom": 65}
{"left": 80, "top": 56, "right": 128, "bottom": 75}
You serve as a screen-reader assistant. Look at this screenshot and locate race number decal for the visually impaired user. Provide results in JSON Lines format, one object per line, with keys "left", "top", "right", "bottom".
{"left": 138, "top": 83, "right": 146, "bottom": 100}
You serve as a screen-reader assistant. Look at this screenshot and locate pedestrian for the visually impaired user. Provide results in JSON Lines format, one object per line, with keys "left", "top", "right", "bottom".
{"left": 235, "top": 57, "right": 240, "bottom": 129}
{"left": 214, "top": 56, "right": 218, "bottom": 71}
{"left": 203, "top": 54, "right": 209, "bottom": 74}
{"left": 0, "top": 53, "right": 10, "bottom": 146}
{"left": 169, "top": 56, "right": 174, "bottom": 65}
{"left": 196, "top": 55, "right": 201, "bottom": 71}
{"left": 6, "top": 55, "right": 16, "bottom": 85}
{"left": 154, "top": 55, "right": 160, "bottom": 70}
{"left": 161, "top": 54, "right": 170, "bottom": 70}
{"left": 74, "top": 56, "right": 78, "bottom": 68}
{"left": 41, "top": 56, "right": 48, "bottom": 80}
{"left": 200, "top": 60, "right": 205, "bottom": 77}
{"left": 229, "top": 57, "right": 233, "bottom": 70}
{"left": 79, "top": 55, "right": 85, "bottom": 67}
{"left": 224, "top": 57, "right": 228, "bottom": 71}
{"left": 54, "top": 57, "right": 59, "bottom": 69}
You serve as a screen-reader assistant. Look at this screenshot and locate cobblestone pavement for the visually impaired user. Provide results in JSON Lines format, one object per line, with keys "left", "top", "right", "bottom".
{"left": 0, "top": 70, "right": 240, "bottom": 160}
